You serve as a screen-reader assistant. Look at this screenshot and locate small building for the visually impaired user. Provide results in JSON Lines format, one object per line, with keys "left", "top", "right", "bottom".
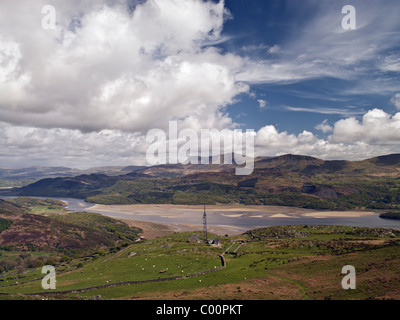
{"left": 188, "top": 235, "right": 202, "bottom": 244}
{"left": 213, "top": 239, "right": 221, "bottom": 246}
{"left": 208, "top": 238, "right": 221, "bottom": 246}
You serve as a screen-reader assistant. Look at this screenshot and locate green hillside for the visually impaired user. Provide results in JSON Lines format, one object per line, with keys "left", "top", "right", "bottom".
{"left": 0, "top": 198, "right": 399, "bottom": 300}
{"left": 0, "top": 225, "right": 399, "bottom": 300}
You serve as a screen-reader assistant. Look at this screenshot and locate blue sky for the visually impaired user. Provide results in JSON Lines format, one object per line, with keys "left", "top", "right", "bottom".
{"left": 218, "top": 0, "right": 400, "bottom": 134}
{"left": 0, "top": 0, "right": 400, "bottom": 168}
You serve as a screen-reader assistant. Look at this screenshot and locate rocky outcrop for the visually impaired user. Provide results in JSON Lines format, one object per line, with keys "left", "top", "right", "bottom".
{"left": 301, "top": 184, "right": 338, "bottom": 199}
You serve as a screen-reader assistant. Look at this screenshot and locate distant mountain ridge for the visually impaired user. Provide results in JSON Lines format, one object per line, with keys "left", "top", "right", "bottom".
{"left": 0, "top": 165, "right": 146, "bottom": 187}
{"left": 1, "top": 153, "right": 400, "bottom": 210}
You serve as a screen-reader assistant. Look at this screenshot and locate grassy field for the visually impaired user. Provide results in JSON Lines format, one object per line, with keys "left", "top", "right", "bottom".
{"left": 0, "top": 225, "right": 399, "bottom": 300}
{"left": 7, "top": 197, "right": 67, "bottom": 215}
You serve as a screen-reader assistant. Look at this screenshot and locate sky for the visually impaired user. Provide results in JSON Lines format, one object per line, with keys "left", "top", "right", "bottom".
{"left": 0, "top": 0, "right": 400, "bottom": 168}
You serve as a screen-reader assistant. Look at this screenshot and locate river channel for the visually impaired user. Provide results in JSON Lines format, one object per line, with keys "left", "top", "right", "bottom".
{"left": 2, "top": 196, "right": 400, "bottom": 232}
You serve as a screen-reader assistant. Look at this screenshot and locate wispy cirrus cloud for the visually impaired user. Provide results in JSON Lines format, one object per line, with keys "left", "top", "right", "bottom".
{"left": 241, "top": 43, "right": 281, "bottom": 55}
{"left": 380, "top": 54, "right": 400, "bottom": 72}
{"left": 236, "top": 0, "right": 400, "bottom": 93}
{"left": 284, "top": 106, "right": 365, "bottom": 116}
{"left": 391, "top": 93, "right": 400, "bottom": 110}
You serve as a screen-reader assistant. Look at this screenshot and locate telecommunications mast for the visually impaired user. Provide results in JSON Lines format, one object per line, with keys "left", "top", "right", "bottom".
{"left": 203, "top": 205, "right": 208, "bottom": 242}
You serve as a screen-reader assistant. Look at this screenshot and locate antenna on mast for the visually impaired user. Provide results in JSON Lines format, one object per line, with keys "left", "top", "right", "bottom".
{"left": 203, "top": 205, "right": 208, "bottom": 242}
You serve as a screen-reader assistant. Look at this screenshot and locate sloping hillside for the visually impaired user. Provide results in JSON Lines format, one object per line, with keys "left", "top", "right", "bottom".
{"left": 0, "top": 198, "right": 141, "bottom": 254}
{"left": 0, "top": 199, "right": 24, "bottom": 216}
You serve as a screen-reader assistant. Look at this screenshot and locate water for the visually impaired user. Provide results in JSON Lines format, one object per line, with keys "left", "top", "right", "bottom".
{"left": 0, "top": 196, "right": 94, "bottom": 212}
{"left": 97, "top": 208, "right": 400, "bottom": 230}
{"left": 2, "top": 196, "right": 400, "bottom": 230}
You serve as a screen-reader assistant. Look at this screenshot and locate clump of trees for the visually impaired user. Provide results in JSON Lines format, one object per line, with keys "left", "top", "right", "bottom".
{"left": 379, "top": 212, "right": 400, "bottom": 220}
{"left": 0, "top": 253, "right": 61, "bottom": 274}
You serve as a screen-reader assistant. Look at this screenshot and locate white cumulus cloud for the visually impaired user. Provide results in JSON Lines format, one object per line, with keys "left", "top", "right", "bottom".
{"left": 253, "top": 109, "right": 400, "bottom": 161}
{"left": 330, "top": 109, "right": 400, "bottom": 144}
{"left": 315, "top": 120, "right": 333, "bottom": 133}
{"left": 0, "top": 0, "right": 247, "bottom": 133}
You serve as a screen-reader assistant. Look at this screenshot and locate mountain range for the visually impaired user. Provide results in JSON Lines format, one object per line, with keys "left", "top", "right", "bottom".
{"left": 1, "top": 153, "right": 400, "bottom": 210}
{"left": 0, "top": 165, "right": 146, "bottom": 188}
